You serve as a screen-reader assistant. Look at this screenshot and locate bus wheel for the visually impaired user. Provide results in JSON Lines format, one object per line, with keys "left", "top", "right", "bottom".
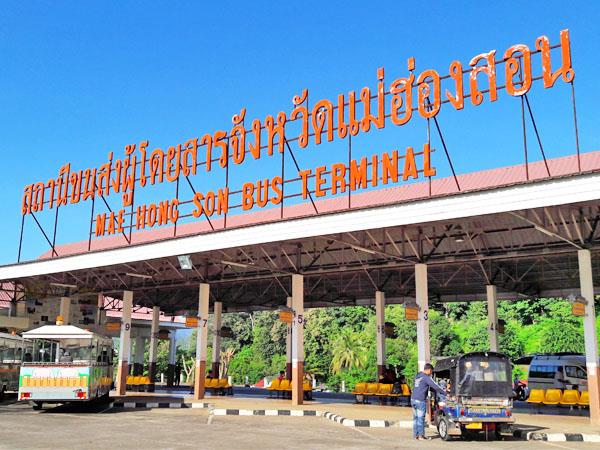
{"left": 32, "top": 401, "right": 43, "bottom": 410}
{"left": 437, "top": 416, "right": 453, "bottom": 441}
{"left": 100, "top": 392, "right": 111, "bottom": 404}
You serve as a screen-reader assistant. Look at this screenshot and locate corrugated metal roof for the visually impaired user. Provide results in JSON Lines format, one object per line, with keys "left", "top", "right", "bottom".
{"left": 0, "top": 282, "right": 183, "bottom": 322}
{"left": 104, "top": 298, "right": 185, "bottom": 323}
{"left": 0, "top": 282, "right": 15, "bottom": 309}
{"left": 39, "top": 151, "right": 600, "bottom": 259}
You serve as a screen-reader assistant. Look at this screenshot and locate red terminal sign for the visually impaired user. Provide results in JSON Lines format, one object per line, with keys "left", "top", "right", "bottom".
{"left": 19, "top": 31, "right": 574, "bottom": 240}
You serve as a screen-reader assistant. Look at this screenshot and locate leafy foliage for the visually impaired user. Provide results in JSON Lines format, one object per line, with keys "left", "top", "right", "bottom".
{"left": 151, "top": 297, "right": 599, "bottom": 389}
{"left": 330, "top": 329, "right": 368, "bottom": 375}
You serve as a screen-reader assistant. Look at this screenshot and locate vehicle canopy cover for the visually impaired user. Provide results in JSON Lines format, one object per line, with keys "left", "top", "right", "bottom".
{"left": 22, "top": 325, "right": 112, "bottom": 346}
{"left": 435, "top": 352, "right": 513, "bottom": 398}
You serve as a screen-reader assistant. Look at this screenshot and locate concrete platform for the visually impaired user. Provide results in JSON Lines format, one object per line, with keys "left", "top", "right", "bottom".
{"left": 111, "top": 389, "right": 600, "bottom": 438}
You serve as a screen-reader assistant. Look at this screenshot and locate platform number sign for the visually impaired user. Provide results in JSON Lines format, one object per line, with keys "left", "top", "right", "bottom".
{"left": 185, "top": 317, "right": 198, "bottom": 328}
{"left": 405, "top": 307, "right": 419, "bottom": 321}
{"left": 105, "top": 321, "right": 121, "bottom": 332}
{"left": 279, "top": 311, "right": 293, "bottom": 324}
{"left": 572, "top": 302, "right": 586, "bottom": 317}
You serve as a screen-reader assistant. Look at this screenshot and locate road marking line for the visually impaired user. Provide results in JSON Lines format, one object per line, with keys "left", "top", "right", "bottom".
{"left": 541, "top": 441, "right": 579, "bottom": 449}
{"left": 348, "top": 426, "right": 381, "bottom": 441}
{"left": 98, "top": 404, "right": 114, "bottom": 414}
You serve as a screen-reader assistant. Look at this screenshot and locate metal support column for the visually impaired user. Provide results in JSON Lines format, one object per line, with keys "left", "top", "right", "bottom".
{"left": 415, "top": 264, "right": 430, "bottom": 372}
{"left": 212, "top": 301, "right": 222, "bottom": 376}
{"left": 59, "top": 297, "right": 71, "bottom": 325}
{"left": 291, "top": 275, "right": 305, "bottom": 405}
{"left": 286, "top": 296, "right": 292, "bottom": 380}
{"left": 148, "top": 306, "right": 160, "bottom": 382}
{"left": 487, "top": 285, "right": 499, "bottom": 352}
{"left": 193, "top": 283, "right": 210, "bottom": 400}
{"left": 578, "top": 249, "right": 600, "bottom": 425}
{"left": 96, "top": 293, "right": 105, "bottom": 331}
{"left": 117, "top": 290, "right": 133, "bottom": 395}
{"left": 376, "top": 291, "right": 386, "bottom": 379}
{"left": 167, "top": 331, "right": 177, "bottom": 386}
{"left": 133, "top": 336, "right": 145, "bottom": 376}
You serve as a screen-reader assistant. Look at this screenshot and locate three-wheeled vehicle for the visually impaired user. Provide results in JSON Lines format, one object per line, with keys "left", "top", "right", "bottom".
{"left": 18, "top": 324, "right": 114, "bottom": 409}
{"left": 0, "top": 332, "right": 32, "bottom": 400}
{"left": 432, "top": 351, "right": 515, "bottom": 441}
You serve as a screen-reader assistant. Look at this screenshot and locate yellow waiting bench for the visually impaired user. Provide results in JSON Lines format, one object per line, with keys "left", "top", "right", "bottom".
{"left": 205, "top": 378, "right": 233, "bottom": 396}
{"left": 267, "top": 379, "right": 313, "bottom": 400}
{"left": 527, "top": 388, "right": 589, "bottom": 408}
{"left": 352, "top": 382, "right": 411, "bottom": 404}
{"left": 126, "top": 375, "right": 154, "bottom": 392}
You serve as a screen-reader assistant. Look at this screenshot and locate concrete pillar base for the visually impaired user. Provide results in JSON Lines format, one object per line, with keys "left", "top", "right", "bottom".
{"left": 148, "top": 362, "right": 157, "bottom": 382}
{"left": 117, "top": 360, "right": 129, "bottom": 395}
{"left": 194, "top": 360, "right": 206, "bottom": 400}
{"left": 132, "top": 363, "right": 144, "bottom": 376}
{"left": 291, "top": 362, "right": 304, "bottom": 406}
{"left": 588, "top": 368, "right": 600, "bottom": 425}
{"left": 166, "top": 364, "right": 175, "bottom": 386}
{"left": 211, "top": 362, "right": 220, "bottom": 378}
{"left": 578, "top": 249, "right": 600, "bottom": 424}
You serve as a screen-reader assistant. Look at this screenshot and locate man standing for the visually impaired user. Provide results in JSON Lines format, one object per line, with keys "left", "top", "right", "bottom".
{"left": 174, "top": 362, "right": 182, "bottom": 387}
{"left": 411, "top": 363, "right": 445, "bottom": 441}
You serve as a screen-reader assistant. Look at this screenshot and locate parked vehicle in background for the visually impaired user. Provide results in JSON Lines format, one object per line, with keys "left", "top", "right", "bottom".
{"left": 0, "top": 332, "right": 32, "bottom": 401}
{"left": 432, "top": 352, "right": 514, "bottom": 441}
{"left": 516, "top": 354, "right": 588, "bottom": 391}
{"left": 18, "top": 324, "right": 114, "bottom": 409}
{"left": 513, "top": 377, "right": 529, "bottom": 401}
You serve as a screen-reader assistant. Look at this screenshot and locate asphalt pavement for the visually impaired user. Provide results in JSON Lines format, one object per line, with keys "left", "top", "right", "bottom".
{"left": 0, "top": 394, "right": 599, "bottom": 450}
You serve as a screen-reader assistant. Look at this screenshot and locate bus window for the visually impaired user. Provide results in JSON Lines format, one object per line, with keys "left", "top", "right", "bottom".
{"left": 530, "top": 365, "right": 558, "bottom": 379}
{"left": 2, "top": 345, "right": 15, "bottom": 363}
{"left": 565, "top": 366, "right": 586, "bottom": 379}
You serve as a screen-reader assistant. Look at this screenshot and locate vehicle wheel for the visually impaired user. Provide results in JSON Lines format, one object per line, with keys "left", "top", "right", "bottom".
{"left": 437, "top": 416, "right": 453, "bottom": 441}
{"left": 99, "top": 392, "right": 111, "bottom": 404}
{"left": 463, "top": 429, "right": 479, "bottom": 441}
{"left": 32, "top": 401, "right": 43, "bottom": 410}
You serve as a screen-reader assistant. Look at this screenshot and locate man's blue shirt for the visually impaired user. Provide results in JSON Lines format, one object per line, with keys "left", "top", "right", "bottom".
{"left": 411, "top": 371, "right": 444, "bottom": 401}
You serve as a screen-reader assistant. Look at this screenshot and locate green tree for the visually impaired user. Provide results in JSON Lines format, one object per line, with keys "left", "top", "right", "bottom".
{"left": 330, "top": 329, "right": 368, "bottom": 375}
{"left": 219, "top": 313, "right": 253, "bottom": 352}
{"left": 304, "top": 309, "right": 337, "bottom": 382}
{"left": 539, "top": 319, "right": 585, "bottom": 353}
{"left": 498, "top": 321, "right": 525, "bottom": 360}
{"left": 252, "top": 311, "right": 286, "bottom": 365}
{"left": 430, "top": 310, "right": 461, "bottom": 357}
{"left": 228, "top": 346, "right": 267, "bottom": 384}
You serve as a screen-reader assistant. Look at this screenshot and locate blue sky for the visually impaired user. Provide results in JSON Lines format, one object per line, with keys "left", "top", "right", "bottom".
{"left": 1, "top": 1, "right": 599, "bottom": 264}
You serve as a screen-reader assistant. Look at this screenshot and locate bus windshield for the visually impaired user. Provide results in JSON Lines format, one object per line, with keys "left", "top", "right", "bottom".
{"left": 0, "top": 336, "right": 24, "bottom": 363}
{"left": 29, "top": 339, "right": 103, "bottom": 364}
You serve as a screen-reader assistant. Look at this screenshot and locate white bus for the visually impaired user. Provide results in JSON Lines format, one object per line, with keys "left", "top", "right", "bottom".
{"left": 524, "top": 354, "right": 589, "bottom": 391}
{"left": 18, "top": 324, "right": 114, "bottom": 409}
{"left": 0, "top": 332, "right": 31, "bottom": 400}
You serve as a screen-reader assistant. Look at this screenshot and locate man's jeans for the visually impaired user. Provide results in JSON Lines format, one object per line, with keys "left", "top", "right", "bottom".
{"left": 411, "top": 399, "right": 427, "bottom": 438}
